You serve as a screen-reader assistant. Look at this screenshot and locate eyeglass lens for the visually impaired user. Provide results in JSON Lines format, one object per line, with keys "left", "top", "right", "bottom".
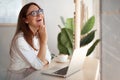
{"left": 28, "top": 9, "right": 43, "bottom": 16}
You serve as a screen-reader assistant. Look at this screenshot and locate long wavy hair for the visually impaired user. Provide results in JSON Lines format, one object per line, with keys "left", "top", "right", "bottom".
{"left": 13, "top": 2, "right": 41, "bottom": 50}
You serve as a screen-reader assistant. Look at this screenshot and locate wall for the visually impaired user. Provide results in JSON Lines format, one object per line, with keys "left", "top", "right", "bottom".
{"left": 101, "top": 0, "right": 120, "bottom": 80}
{"left": 0, "top": 26, "right": 16, "bottom": 80}
{"left": 0, "top": 0, "right": 74, "bottom": 79}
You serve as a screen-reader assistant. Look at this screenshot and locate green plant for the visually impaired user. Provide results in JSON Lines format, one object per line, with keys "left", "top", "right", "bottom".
{"left": 57, "top": 16, "right": 100, "bottom": 56}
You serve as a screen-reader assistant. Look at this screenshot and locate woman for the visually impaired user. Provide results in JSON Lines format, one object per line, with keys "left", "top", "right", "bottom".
{"left": 7, "top": 2, "right": 51, "bottom": 80}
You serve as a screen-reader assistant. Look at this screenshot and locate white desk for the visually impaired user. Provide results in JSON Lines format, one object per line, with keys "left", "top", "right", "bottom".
{"left": 23, "top": 57, "right": 100, "bottom": 80}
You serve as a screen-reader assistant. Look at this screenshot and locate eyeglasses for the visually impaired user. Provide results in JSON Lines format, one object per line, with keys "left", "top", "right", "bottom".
{"left": 27, "top": 9, "right": 44, "bottom": 17}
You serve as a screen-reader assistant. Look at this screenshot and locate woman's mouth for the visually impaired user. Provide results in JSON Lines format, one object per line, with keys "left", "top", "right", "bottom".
{"left": 36, "top": 19, "right": 42, "bottom": 22}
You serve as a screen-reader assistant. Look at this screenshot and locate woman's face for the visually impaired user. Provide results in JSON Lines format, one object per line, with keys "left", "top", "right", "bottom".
{"left": 25, "top": 5, "right": 44, "bottom": 31}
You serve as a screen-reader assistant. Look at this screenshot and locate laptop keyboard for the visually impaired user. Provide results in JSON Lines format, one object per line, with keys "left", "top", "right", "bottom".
{"left": 54, "top": 66, "right": 68, "bottom": 75}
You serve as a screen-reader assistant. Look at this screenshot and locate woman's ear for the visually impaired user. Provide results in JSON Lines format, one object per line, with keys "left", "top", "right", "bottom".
{"left": 23, "top": 18, "right": 28, "bottom": 24}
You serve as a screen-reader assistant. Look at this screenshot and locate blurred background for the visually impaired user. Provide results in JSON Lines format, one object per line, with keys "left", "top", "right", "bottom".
{"left": 1, "top": 0, "right": 120, "bottom": 80}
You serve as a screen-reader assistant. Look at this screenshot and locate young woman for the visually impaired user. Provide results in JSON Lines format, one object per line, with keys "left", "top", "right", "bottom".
{"left": 7, "top": 2, "right": 51, "bottom": 80}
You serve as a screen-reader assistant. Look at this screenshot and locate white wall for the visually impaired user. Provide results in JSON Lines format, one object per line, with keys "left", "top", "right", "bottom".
{"left": 0, "top": 0, "right": 74, "bottom": 79}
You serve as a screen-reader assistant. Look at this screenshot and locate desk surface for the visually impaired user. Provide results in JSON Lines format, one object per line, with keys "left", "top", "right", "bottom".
{"left": 23, "top": 57, "right": 100, "bottom": 80}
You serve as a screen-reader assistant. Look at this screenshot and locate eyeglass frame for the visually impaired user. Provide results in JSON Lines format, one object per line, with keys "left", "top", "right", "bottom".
{"left": 26, "top": 9, "right": 44, "bottom": 17}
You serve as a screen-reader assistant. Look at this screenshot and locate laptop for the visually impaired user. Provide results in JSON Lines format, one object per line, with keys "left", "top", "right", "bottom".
{"left": 42, "top": 48, "right": 87, "bottom": 77}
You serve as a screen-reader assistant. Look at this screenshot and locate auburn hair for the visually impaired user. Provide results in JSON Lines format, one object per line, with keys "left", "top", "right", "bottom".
{"left": 14, "top": 2, "right": 41, "bottom": 50}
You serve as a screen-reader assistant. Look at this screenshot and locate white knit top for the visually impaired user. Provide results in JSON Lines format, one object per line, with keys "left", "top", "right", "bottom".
{"left": 9, "top": 32, "right": 51, "bottom": 71}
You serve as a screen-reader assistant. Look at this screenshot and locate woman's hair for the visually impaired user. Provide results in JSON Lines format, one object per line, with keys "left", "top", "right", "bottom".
{"left": 14, "top": 2, "right": 41, "bottom": 50}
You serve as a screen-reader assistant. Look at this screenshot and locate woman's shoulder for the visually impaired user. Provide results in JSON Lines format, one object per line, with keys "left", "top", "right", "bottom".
{"left": 12, "top": 32, "right": 30, "bottom": 48}
{"left": 10, "top": 32, "right": 27, "bottom": 48}
{"left": 17, "top": 32, "right": 24, "bottom": 37}
{"left": 13, "top": 32, "right": 25, "bottom": 43}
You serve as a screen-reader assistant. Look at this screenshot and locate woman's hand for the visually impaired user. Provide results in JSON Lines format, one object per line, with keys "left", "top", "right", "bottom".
{"left": 38, "top": 25, "right": 47, "bottom": 45}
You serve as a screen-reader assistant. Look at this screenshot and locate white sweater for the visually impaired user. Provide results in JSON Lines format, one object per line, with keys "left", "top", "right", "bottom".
{"left": 9, "top": 32, "right": 51, "bottom": 71}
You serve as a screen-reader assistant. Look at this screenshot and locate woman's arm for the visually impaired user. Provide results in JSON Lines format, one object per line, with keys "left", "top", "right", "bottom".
{"left": 37, "top": 25, "right": 48, "bottom": 65}
{"left": 37, "top": 43, "right": 48, "bottom": 65}
{"left": 15, "top": 34, "right": 51, "bottom": 70}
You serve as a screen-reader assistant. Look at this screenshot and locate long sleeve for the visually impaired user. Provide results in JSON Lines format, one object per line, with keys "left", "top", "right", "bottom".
{"left": 9, "top": 33, "right": 51, "bottom": 70}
